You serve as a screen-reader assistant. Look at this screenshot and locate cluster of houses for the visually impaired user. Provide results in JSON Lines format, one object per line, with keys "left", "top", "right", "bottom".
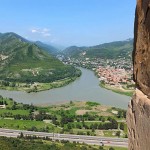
{"left": 0, "top": 104, "right": 6, "bottom": 109}
{"left": 61, "top": 54, "right": 134, "bottom": 88}
{"left": 96, "top": 66, "right": 132, "bottom": 86}
{"left": 0, "top": 54, "right": 8, "bottom": 61}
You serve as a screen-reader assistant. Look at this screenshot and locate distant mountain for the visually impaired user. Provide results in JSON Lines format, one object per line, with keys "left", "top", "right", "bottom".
{"left": 0, "top": 32, "right": 79, "bottom": 83}
{"left": 63, "top": 46, "right": 87, "bottom": 57}
{"left": 35, "top": 41, "right": 59, "bottom": 55}
{"left": 1, "top": 32, "right": 29, "bottom": 43}
{"left": 63, "top": 39, "right": 133, "bottom": 59}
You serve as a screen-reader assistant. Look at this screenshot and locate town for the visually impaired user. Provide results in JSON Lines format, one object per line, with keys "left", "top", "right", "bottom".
{"left": 62, "top": 55, "right": 135, "bottom": 96}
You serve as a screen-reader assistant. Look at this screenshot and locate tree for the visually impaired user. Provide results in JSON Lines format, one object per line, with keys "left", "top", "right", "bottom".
{"left": 11, "top": 105, "right": 16, "bottom": 110}
{"left": 101, "top": 117, "right": 105, "bottom": 122}
{"left": 10, "top": 82, "right": 16, "bottom": 87}
{"left": 70, "top": 101, "right": 73, "bottom": 105}
{"left": 76, "top": 124, "right": 82, "bottom": 129}
{"left": 123, "top": 110, "right": 127, "bottom": 118}
{"left": 0, "top": 101, "right": 3, "bottom": 105}
{"left": 0, "top": 95, "right": 3, "bottom": 99}
{"left": 111, "top": 119, "right": 118, "bottom": 129}
{"left": 116, "top": 131, "right": 121, "bottom": 137}
{"left": 117, "top": 110, "right": 122, "bottom": 118}
{"left": 14, "top": 114, "right": 22, "bottom": 120}
{"left": 92, "top": 128, "right": 95, "bottom": 132}
{"left": 99, "top": 146, "right": 104, "bottom": 150}
{"left": 109, "top": 147, "right": 115, "bottom": 150}
{"left": 20, "top": 132, "right": 24, "bottom": 138}
{"left": 67, "top": 124, "right": 72, "bottom": 130}
{"left": 87, "top": 131, "right": 90, "bottom": 136}
{"left": 120, "top": 123, "right": 125, "bottom": 130}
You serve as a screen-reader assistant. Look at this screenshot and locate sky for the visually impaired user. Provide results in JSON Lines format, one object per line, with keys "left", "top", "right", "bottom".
{"left": 0, "top": 0, "right": 136, "bottom": 47}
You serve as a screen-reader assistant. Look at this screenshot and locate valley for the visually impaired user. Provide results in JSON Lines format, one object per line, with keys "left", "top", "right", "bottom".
{"left": 0, "top": 33, "right": 134, "bottom": 96}
{"left": 0, "top": 32, "right": 81, "bottom": 92}
{"left": 0, "top": 67, "right": 130, "bottom": 109}
{"left": 0, "top": 33, "right": 132, "bottom": 150}
{"left": 62, "top": 39, "right": 134, "bottom": 96}
{"left": 0, "top": 0, "right": 136, "bottom": 149}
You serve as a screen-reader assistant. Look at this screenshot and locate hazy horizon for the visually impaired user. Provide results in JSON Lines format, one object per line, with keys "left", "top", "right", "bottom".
{"left": 0, "top": 0, "right": 136, "bottom": 47}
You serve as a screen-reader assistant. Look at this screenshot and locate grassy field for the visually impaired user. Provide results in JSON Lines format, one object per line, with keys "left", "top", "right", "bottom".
{"left": 0, "top": 97, "right": 128, "bottom": 149}
{"left": 0, "top": 76, "right": 79, "bottom": 93}
{"left": 0, "top": 119, "right": 61, "bottom": 132}
{"left": 0, "top": 109, "right": 29, "bottom": 116}
{"left": 100, "top": 82, "right": 134, "bottom": 97}
{"left": 0, "top": 97, "right": 127, "bottom": 138}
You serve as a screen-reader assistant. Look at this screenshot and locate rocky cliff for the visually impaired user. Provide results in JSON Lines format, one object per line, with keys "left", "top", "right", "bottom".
{"left": 127, "top": 0, "right": 150, "bottom": 149}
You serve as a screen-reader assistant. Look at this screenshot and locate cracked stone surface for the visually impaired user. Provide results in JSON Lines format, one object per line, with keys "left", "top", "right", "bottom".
{"left": 133, "top": 0, "right": 150, "bottom": 97}
{"left": 127, "top": 89, "right": 150, "bottom": 150}
{"left": 127, "top": 0, "right": 150, "bottom": 149}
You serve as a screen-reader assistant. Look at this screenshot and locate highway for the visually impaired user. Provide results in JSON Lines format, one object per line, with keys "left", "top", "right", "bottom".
{"left": 0, "top": 128, "right": 128, "bottom": 147}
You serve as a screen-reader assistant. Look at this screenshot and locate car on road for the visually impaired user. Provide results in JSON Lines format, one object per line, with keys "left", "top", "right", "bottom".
{"left": 100, "top": 140, "right": 104, "bottom": 146}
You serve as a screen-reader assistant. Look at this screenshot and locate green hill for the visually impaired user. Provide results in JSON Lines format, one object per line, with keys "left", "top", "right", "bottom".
{"left": 63, "top": 39, "right": 133, "bottom": 59}
{"left": 35, "top": 41, "right": 59, "bottom": 55}
{"left": 0, "top": 32, "right": 80, "bottom": 83}
{"left": 63, "top": 46, "right": 87, "bottom": 58}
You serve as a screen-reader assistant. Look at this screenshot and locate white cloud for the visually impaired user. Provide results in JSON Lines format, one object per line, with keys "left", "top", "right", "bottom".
{"left": 43, "top": 33, "right": 51, "bottom": 37}
{"left": 31, "top": 28, "right": 51, "bottom": 37}
{"left": 28, "top": 27, "right": 58, "bottom": 43}
{"left": 31, "top": 29, "right": 38, "bottom": 33}
{"left": 43, "top": 28, "right": 49, "bottom": 32}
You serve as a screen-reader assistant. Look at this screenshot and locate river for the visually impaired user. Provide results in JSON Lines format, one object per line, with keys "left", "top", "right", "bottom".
{"left": 0, "top": 68, "right": 131, "bottom": 109}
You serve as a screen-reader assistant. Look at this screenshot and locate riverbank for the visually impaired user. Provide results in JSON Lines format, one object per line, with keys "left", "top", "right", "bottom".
{"left": 100, "top": 82, "right": 134, "bottom": 97}
{"left": 0, "top": 76, "right": 80, "bottom": 93}
{"left": 78, "top": 66, "right": 134, "bottom": 97}
{"left": 0, "top": 68, "right": 130, "bottom": 109}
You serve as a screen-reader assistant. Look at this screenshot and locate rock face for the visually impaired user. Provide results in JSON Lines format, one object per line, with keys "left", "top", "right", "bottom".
{"left": 127, "top": 0, "right": 150, "bottom": 149}
{"left": 127, "top": 89, "right": 150, "bottom": 149}
{"left": 133, "top": 0, "right": 150, "bottom": 97}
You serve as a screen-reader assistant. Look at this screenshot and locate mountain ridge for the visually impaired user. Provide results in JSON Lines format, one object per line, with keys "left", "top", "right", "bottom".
{"left": 35, "top": 41, "right": 59, "bottom": 55}
{"left": 63, "top": 39, "right": 133, "bottom": 59}
{"left": 0, "top": 32, "right": 80, "bottom": 83}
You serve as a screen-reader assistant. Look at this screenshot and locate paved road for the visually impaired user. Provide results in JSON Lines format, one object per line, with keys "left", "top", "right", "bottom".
{"left": 75, "top": 120, "right": 126, "bottom": 123}
{"left": 0, "top": 128, "right": 128, "bottom": 147}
